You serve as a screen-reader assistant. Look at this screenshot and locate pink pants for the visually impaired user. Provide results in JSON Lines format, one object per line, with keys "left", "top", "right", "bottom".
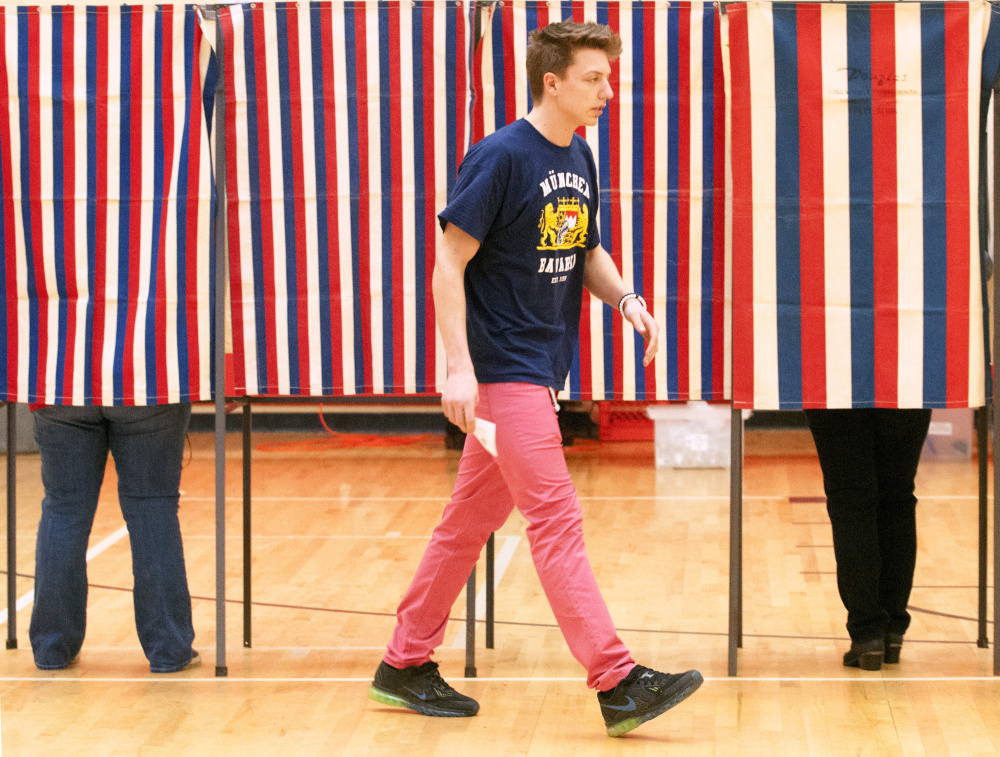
{"left": 384, "top": 382, "right": 634, "bottom": 691}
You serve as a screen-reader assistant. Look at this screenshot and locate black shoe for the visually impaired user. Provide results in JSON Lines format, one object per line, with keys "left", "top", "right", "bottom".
{"left": 597, "top": 665, "right": 703, "bottom": 737}
{"left": 843, "top": 638, "right": 884, "bottom": 671}
{"left": 884, "top": 634, "right": 903, "bottom": 665}
{"left": 368, "top": 661, "right": 479, "bottom": 717}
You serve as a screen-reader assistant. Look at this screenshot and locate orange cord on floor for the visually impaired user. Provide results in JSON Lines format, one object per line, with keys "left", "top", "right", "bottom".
{"left": 253, "top": 405, "right": 442, "bottom": 452}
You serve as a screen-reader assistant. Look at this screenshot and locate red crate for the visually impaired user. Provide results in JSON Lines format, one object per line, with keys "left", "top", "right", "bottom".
{"left": 598, "top": 401, "right": 656, "bottom": 441}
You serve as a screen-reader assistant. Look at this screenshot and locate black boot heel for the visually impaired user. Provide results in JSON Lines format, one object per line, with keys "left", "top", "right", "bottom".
{"left": 844, "top": 639, "right": 885, "bottom": 670}
{"left": 884, "top": 634, "right": 903, "bottom": 664}
{"left": 856, "top": 650, "right": 883, "bottom": 670}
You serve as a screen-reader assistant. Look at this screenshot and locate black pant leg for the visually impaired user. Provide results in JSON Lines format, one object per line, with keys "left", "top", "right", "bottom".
{"left": 872, "top": 408, "right": 931, "bottom": 637}
{"left": 804, "top": 409, "right": 887, "bottom": 643}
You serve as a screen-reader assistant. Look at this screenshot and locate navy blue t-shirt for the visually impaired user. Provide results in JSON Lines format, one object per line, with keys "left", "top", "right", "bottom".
{"left": 438, "top": 119, "right": 601, "bottom": 388}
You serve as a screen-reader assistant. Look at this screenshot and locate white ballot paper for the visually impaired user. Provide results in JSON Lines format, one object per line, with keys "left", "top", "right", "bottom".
{"left": 473, "top": 418, "right": 498, "bottom": 457}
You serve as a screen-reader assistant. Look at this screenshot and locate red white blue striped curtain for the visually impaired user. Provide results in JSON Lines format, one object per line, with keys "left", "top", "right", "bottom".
{"left": 726, "top": 1, "right": 1000, "bottom": 410}
{"left": 221, "top": 1, "right": 473, "bottom": 397}
{"left": 475, "top": 1, "right": 728, "bottom": 400}
{"left": 0, "top": 5, "right": 217, "bottom": 406}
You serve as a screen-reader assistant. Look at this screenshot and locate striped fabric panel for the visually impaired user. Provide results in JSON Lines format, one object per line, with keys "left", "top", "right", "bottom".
{"left": 474, "top": 0, "right": 729, "bottom": 401}
{"left": 0, "top": 4, "right": 216, "bottom": 406}
{"left": 221, "top": 1, "right": 472, "bottom": 396}
{"left": 727, "top": 1, "right": 1000, "bottom": 410}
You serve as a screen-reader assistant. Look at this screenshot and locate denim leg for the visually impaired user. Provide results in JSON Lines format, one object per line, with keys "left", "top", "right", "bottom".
{"left": 30, "top": 406, "right": 110, "bottom": 669}
{"left": 106, "top": 404, "right": 195, "bottom": 673}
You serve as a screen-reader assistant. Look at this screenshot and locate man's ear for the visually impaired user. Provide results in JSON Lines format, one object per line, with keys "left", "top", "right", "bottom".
{"left": 542, "top": 71, "right": 558, "bottom": 97}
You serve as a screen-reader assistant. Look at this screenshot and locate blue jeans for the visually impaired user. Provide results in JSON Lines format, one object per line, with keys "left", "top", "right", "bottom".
{"left": 30, "top": 404, "right": 195, "bottom": 672}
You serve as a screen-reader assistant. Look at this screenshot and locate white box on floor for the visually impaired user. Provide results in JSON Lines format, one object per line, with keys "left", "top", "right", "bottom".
{"left": 646, "top": 402, "right": 732, "bottom": 468}
{"left": 0, "top": 403, "right": 38, "bottom": 453}
{"left": 921, "top": 408, "right": 973, "bottom": 460}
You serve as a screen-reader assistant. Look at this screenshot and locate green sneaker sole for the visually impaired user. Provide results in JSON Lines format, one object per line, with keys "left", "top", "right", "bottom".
{"left": 606, "top": 671, "right": 703, "bottom": 737}
{"left": 367, "top": 685, "right": 477, "bottom": 718}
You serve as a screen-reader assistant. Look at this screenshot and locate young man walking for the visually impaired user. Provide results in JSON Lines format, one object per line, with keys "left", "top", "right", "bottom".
{"left": 368, "top": 20, "right": 702, "bottom": 737}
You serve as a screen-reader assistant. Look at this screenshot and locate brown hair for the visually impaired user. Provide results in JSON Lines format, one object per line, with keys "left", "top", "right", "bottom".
{"left": 526, "top": 20, "right": 622, "bottom": 104}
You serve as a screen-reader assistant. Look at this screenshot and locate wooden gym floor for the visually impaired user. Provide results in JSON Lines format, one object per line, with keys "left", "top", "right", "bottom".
{"left": 0, "top": 426, "right": 998, "bottom": 755}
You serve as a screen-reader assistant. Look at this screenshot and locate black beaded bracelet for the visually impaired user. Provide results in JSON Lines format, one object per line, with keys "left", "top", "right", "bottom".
{"left": 617, "top": 292, "right": 646, "bottom": 318}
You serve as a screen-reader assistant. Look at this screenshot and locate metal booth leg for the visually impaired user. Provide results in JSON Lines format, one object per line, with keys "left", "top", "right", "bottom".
{"left": 486, "top": 533, "right": 495, "bottom": 648}
{"left": 6, "top": 403, "right": 16, "bottom": 650}
{"left": 243, "top": 400, "right": 252, "bottom": 648}
{"left": 977, "top": 407, "right": 988, "bottom": 648}
{"left": 728, "top": 406, "right": 743, "bottom": 676}
{"left": 465, "top": 566, "right": 476, "bottom": 678}
{"left": 212, "top": 6, "right": 228, "bottom": 678}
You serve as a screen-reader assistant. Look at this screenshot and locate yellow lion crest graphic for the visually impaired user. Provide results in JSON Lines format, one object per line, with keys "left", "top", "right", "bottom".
{"left": 538, "top": 198, "right": 588, "bottom": 251}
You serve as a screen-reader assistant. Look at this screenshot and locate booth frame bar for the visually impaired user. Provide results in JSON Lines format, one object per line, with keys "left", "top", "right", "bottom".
{"left": 728, "top": 408, "right": 742, "bottom": 676}
{"left": 5, "top": 403, "right": 15, "bottom": 651}
{"left": 978, "top": 407, "right": 989, "bottom": 650}
{"left": 211, "top": 6, "right": 228, "bottom": 677}
{"left": 994, "top": 72, "right": 1000, "bottom": 675}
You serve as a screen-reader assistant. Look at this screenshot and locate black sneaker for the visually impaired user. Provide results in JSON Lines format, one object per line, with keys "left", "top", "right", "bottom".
{"left": 368, "top": 661, "right": 479, "bottom": 717}
{"left": 598, "top": 665, "right": 703, "bottom": 737}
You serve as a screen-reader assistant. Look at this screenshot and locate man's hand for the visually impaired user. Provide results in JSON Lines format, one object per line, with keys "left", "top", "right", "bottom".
{"left": 623, "top": 298, "right": 659, "bottom": 367}
{"left": 441, "top": 370, "right": 479, "bottom": 434}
